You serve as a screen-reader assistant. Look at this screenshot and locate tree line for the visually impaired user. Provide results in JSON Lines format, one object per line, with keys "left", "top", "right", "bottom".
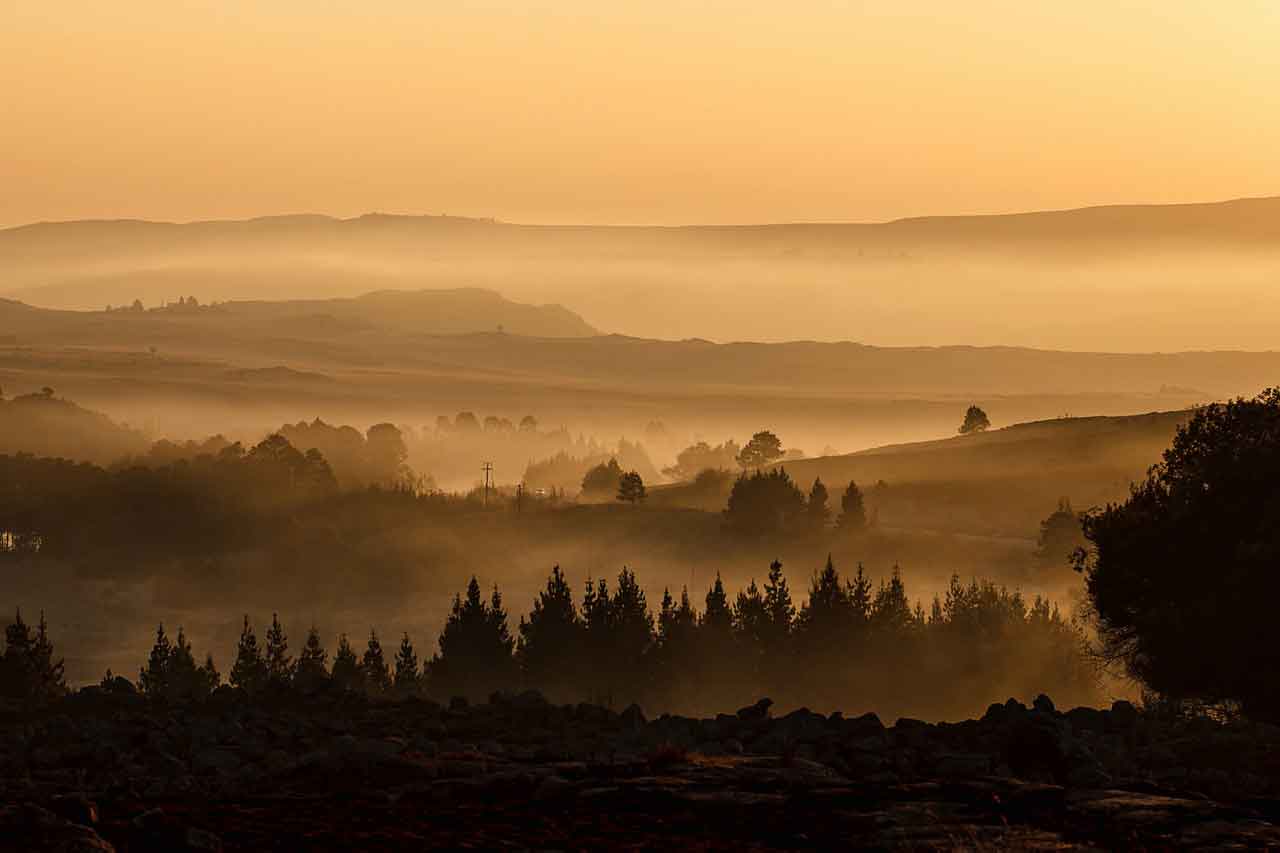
{"left": 48, "top": 558, "right": 1099, "bottom": 718}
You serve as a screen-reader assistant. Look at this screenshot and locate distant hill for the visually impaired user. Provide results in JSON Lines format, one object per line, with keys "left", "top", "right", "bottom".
{"left": 4, "top": 197, "right": 1280, "bottom": 350}
{"left": 777, "top": 410, "right": 1190, "bottom": 539}
{"left": 0, "top": 390, "right": 147, "bottom": 463}
{"left": 0, "top": 288, "right": 597, "bottom": 345}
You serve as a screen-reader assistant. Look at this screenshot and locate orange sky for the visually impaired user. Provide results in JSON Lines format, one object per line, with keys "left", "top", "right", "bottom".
{"left": 3, "top": 1, "right": 1279, "bottom": 226}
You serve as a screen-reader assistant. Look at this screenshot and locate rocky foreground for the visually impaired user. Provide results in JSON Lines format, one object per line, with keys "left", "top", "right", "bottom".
{"left": 4, "top": 688, "right": 1280, "bottom": 851}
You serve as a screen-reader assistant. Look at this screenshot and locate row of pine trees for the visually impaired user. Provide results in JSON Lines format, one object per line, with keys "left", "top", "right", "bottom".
{"left": 103, "top": 558, "right": 1096, "bottom": 716}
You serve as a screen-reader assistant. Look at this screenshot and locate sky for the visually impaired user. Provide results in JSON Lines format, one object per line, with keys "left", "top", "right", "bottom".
{"left": 3, "top": 1, "right": 1279, "bottom": 226}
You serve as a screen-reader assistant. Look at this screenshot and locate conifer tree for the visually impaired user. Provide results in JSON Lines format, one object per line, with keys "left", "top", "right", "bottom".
{"left": 330, "top": 633, "right": 361, "bottom": 691}
{"left": 807, "top": 477, "right": 830, "bottom": 529}
{"left": 169, "top": 627, "right": 204, "bottom": 700}
{"left": 295, "top": 625, "right": 329, "bottom": 692}
{"left": 394, "top": 633, "right": 419, "bottom": 692}
{"left": 362, "top": 629, "right": 392, "bottom": 693}
{"left": 230, "top": 615, "right": 268, "bottom": 694}
{"left": 517, "top": 566, "right": 583, "bottom": 698}
{"left": 848, "top": 562, "right": 873, "bottom": 625}
{"left": 199, "top": 653, "right": 221, "bottom": 695}
{"left": 837, "top": 480, "right": 867, "bottom": 530}
{"left": 429, "top": 577, "right": 516, "bottom": 700}
{"left": 139, "top": 623, "right": 173, "bottom": 698}
{"left": 265, "top": 613, "right": 293, "bottom": 687}
{"left": 2, "top": 610, "right": 66, "bottom": 703}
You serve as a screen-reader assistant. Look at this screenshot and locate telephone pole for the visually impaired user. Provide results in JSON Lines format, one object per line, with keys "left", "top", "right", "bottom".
{"left": 481, "top": 461, "right": 494, "bottom": 508}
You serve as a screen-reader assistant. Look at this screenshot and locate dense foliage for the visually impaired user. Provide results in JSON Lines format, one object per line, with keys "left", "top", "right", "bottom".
{"left": 54, "top": 559, "right": 1096, "bottom": 718}
{"left": 1079, "top": 388, "right": 1280, "bottom": 718}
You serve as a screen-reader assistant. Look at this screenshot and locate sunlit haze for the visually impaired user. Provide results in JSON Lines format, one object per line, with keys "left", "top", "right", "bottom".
{"left": 4, "top": 1, "right": 1279, "bottom": 225}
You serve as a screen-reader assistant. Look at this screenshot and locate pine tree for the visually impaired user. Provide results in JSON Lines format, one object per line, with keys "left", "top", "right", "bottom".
{"left": 429, "top": 577, "right": 516, "bottom": 701}
{"left": 265, "top": 613, "right": 293, "bottom": 687}
{"left": 807, "top": 477, "right": 830, "bottom": 529}
{"left": 871, "top": 566, "right": 912, "bottom": 632}
{"left": 848, "top": 562, "right": 873, "bottom": 625}
{"left": 3, "top": 610, "right": 67, "bottom": 703}
{"left": 139, "top": 623, "right": 173, "bottom": 698}
{"left": 762, "top": 560, "right": 795, "bottom": 648}
{"left": 362, "top": 629, "right": 391, "bottom": 693}
{"left": 837, "top": 480, "right": 867, "bottom": 530}
{"left": 702, "top": 573, "right": 732, "bottom": 633}
{"left": 517, "top": 566, "right": 583, "bottom": 698}
{"left": 617, "top": 470, "right": 646, "bottom": 503}
{"left": 295, "top": 625, "right": 329, "bottom": 692}
{"left": 230, "top": 615, "right": 268, "bottom": 694}
{"left": 331, "top": 633, "right": 361, "bottom": 691}
{"left": 198, "top": 653, "right": 221, "bottom": 695}
{"left": 169, "top": 626, "right": 204, "bottom": 700}
{"left": 394, "top": 633, "right": 419, "bottom": 692}
{"left": 733, "top": 578, "right": 768, "bottom": 649}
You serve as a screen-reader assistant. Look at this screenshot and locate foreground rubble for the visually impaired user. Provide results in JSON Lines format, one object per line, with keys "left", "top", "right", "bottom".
{"left": 3, "top": 688, "right": 1279, "bottom": 850}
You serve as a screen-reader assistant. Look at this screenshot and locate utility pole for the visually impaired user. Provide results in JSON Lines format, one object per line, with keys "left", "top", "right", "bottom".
{"left": 481, "top": 461, "right": 494, "bottom": 508}
{"left": 515, "top": 482, "right": 524, "bottom": 513}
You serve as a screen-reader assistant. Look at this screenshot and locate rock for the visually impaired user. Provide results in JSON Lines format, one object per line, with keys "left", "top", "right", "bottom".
{"left": 448, "top": 696, "right": 469, "bottom": 712}
{"left": 534, "top": 775, "right": 575, "bottom": 801}
{"left": 1033, "top": 694, "right": 1056, "bottom": 714}
{"left": 737, "top": 698, "right": 773, "bottom": 721}
{"left": 0, "top": 802, "right": 116, "bottom": 852}
{"left": 49, "top": 794, "right": 99, "bottom": 826}
{"left": 722, "top": 738, "right": 744, "bottom": 755}
{"left": 1066, "top": 706, "right": 1107, "bottom": 735}
{"left": 934, "top": 752, "right": 992, "bottom": 777}
{"left": 192, "top": 748, "right": 242, "bottom": 776}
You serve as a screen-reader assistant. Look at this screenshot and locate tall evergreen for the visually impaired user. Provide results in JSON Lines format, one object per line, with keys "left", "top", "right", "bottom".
{"left": 362, "top": 629, "right": 392, "bottom": 693}
{"left": 330, "top": 633, "right": 361, "bottom": 691}
{"left": 837, "top": 480, "right": 867, "bottom": 531}
{"left": 139, "top": 622, "right": 173, "bottom": 698}
{"left": 517, "top": 565, "right": 583, "bottom": 698}
{"left": 428, "top": 577, "right": 516, "bottom": 701}
{"left": 394, "top": 633, "right": 420, "bottom": 692}
{"left": 0, "top": 610, "right": 65, "bottom": 703}
{"left": 295, "top": 626, "right": 329, "bottom": 692}
{"left": 807, "top": 477, "right": 830, "bottom": 529}
{"left": 265, "top": 613, "right": 293, "bottom": 687}
{"left": 230, "top": 615, "right": 268, "bottom": 694}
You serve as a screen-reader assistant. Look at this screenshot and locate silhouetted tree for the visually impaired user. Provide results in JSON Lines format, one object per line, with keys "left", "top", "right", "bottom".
{"left": 362, "top": 630, "right": 392, "bottom": 693}
{"left": 737, "top": 430, "right": 784, "bottom": 470}
{"left": 1036, "top": 498, "right": 1086, "bottom": 567}
{"left": 394, "top": 633, "right": 420, "bottom": 693}
{"left": 959, "top": 405, "right": 991, "bottom": 434}
{"left": 806, "top": 477, "right": 830, "bottom": 530}
{"left": 1078, "top": 388, "right": 1280, "bottom": 718}
{"left": 518, "top": 566, "right": 584, "bottom": 699}
{"left": 265, "top": 613, "right": 293, "bottom": 688}
{"left": 429, "top": 577, "right": 516, "bottom": 700}
{"left": 837, "top": 480, "right": 867, "bottom": 531}
{"left": 330, "top": 634, "right": 361, "bottom": 692}
{"left": 139, "top": 623, "right": 172, "bottom": 698}
{"left": 519, "top": 415, "right": 538, "bottom": 432}
{"left": 662, "top": 440, "right": 741, "bottom": 481}
{"left": 0, "top": 609, "right": 62, "bottom": 702}
{"left": 581, "top": 458, "right": 623, "bottom": 499}
{"left": 724, "top": 468, "right": 807, "bottom": 535}
{"left": 294, "top": 626, "right": 329, "bottom": 693}
{"left": 617, "top": 470, "right": 646, "bottom": 503}
{"left": 230, "top": 616, "right": 268, "bottom": 694}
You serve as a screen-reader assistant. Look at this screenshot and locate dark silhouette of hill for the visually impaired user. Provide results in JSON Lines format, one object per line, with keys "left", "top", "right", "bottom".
{"left": 0, "top": 389, "right": 147, "bottom": 463}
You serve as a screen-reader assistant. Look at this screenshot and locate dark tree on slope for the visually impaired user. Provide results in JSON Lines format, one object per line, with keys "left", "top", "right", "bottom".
{"left": 581, "top": 458, "right": 623, "bottom": 499}
{"left": 295, "top": 626, "right": 329, "bottom": 693}
{"left": 0, "top": 610, "right": 65, "bottom": 703}
{"left": 230, "top": 616, "right": 268, "bottom": 694}
{"left": 807, "top": 477, "right": 830, "bottom": 530}
{"left": 428, "top": 577, "right": 516, "bottom": 701}
{"left": 724, "top": 468, "right": 807, "bottom": 536}
{"left": 362, "top": 630, "right": 392, "bottom": 694}
{"left": 265, "top": 613, "right": 293, "bottom": 688}
{"left": 837, "top": 480, "right": 867, "bottom": 531}
{"left": 736, "top": 430, "right": 784, "bottom": 470}
{"left": 139, "top": 623, "right": 172, "bottom": 698}
{"left": 1078, "top": 388, "right": 1280, "bottom": 718}
{"left": 330, "top": 634, "right": 361, "bottom": 692}
{"left": 617, "top": 470, "right": 646, "bottom": 504}
{"left": 959, "top": 405, "right": 991, "bottom": 435}
{"left": 1036, "top": 498, "right": 1087, "bottom": 567}
{"left": 518, "top": 566, "right": 584, "bottom": 699}
{"left": 394, "top": 633, "right": 420, "bottom": 693}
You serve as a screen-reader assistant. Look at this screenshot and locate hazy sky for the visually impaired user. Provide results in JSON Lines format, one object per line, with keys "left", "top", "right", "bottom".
{"left": 4, "top": 1, "right": 1279, "bottom": 226}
